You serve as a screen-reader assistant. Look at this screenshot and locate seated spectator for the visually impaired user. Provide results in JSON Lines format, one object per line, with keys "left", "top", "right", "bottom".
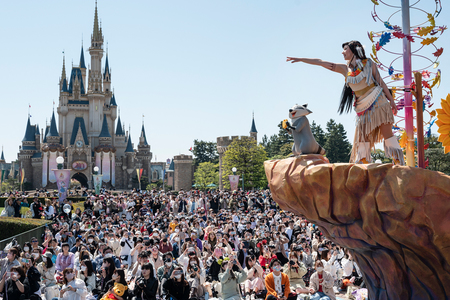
{"left": 163, "top": 266, "right": 190, "bottom": 300}
{"left": 56, "top": 243, "right": 75, "bottom": 273}
{"left": 283, "top": 252, "right": 309, "bottom": 294}
{"left": 0, "top": 265, "right": 30, "bottom": 299}
{"left": 243, "top": 254, "right": 265, "bottom": 299}
{"left": 77, "top": 259, "right": 96, "bottom": 293}
{"left": 219, "top": 255, "right": 247, "bottom": 300}
{"left": 309, "top": 260, "right": 335, "bottom": 300}
{"left": 133, "top": 263, "right": 159, "bottom": 300}
{"left": 0, "top": 247, "right": 21, "bottom": 279}
{"left": 265, "top": 259, "right": 294, "bottom": 300}
{"left": 60, "top": 267, "right": 88, "bottom": 299}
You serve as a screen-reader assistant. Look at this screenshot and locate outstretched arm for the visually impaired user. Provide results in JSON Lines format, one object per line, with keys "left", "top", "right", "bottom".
{"left": 286, "top": 57, "right": 347, "bottom": 76}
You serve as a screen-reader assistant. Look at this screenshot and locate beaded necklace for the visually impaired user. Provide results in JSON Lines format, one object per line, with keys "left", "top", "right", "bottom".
{"left": 347, "top": 59, "right": 368, "bottom": 77}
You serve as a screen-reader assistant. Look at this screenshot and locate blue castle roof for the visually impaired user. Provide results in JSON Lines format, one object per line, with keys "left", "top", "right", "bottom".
{"left": 47, "top": 111, "right": 59, "bottom": 138}
{"left": 99, "top": 114, "right": 111, "bottom": 138}
{"left": 115, "top": 116, "right": 124, "bottom": 136}
{"left": 70, "top": 117, "right": 89, "bottom": 145}
{"left": 80, "top": 45, "right": 86, "bottom": 69}
{"left": 22, "top": 116, "right": 36, "bottom": 142}
{"left": 125, "top": 134, "right": 134, "bottom": 153}
{"left": 110, "top": 94, "right": 117, "bottom": 106}
{"left": 68, "top": 67, "right": 85, "bottom": 95}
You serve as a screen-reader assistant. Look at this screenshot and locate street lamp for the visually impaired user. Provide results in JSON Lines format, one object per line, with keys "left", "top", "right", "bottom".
{"left": 56, "top": 156, "right": 64, "bottom": 169}
{"left": 93, "top": 166, "right": 99, "bottom": 175}
{"left": 232, "top": 167, "right": 237, "bottom": 175}
{"left": 92, "top": 166, "right": 102, "bottom": 195}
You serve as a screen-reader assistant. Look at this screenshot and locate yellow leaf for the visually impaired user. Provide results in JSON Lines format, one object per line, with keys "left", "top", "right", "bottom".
{"left": 371, "top": 0, "right": 379, "bottom": 5}
{"left": 437, "top": 113, "right": 450, "bottom": 124}
{"left": 437, "top": 125, "right": 450, "bottom": 134}
{"left": 412, "top": 101, "right": 417, "bottom": 111}
{"left": 369, "top": 31, "right": 374, "bottom": 43}
{"left": 372, "top": 44, "right": 377, "bottom": 57}
{"left": 418, "top": 26, "right": 434, "bottom": 37}
{"left": 370, "top": 54, "right": 379, "bottom": 64}
{"left": 434, "top": 62, "right": 440, "bottom": 69}
{"left": 421, "top": 37, "right": 438, "bottom": 45}
{"left": 399, "top": 130, "right": 407, "bottom": 148}
{"left": 442, "top": 101, "right": 450, "bottom": 116}
{"left": 430, "top": 70, "right": 441, "bottom": 89}
{"left": 428, "top": 13, "right": 435, "bottom": 27}
{"left": 443, "top": 135, "right": 450, "bottom": 147}
{"left": 430, "top": 110, "right": 436, "bottom": 117}
{"left": 438, "top": 134, "right": 448, "bottom": 143}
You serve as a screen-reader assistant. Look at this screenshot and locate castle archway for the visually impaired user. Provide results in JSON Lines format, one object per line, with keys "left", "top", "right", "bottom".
{"left": 72, "top": 172, "right": 88, "bottom": 188}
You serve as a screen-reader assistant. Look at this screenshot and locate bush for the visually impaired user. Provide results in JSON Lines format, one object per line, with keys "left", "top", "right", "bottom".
{"left": 0, "top": 197, "right": 86, "bottom": 207}
{"left": 0, "top": 218, "right": 51, "bottom": 241}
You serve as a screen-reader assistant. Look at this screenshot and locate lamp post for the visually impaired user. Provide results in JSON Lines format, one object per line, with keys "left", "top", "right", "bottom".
{"left": 229, "top": 167, "right": 239, "bottom": 191}
{"left": 52, "top": 156, "right": 71, "bottom": 203}
{"left": 232, "top": 167, "right": 237, "bottom": 175}
{"left": 92, "top": 166, "right": 103, "bottom": 195}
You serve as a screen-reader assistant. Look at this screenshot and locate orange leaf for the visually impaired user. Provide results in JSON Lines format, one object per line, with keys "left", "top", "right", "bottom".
{"left": 418, "top": 26, "right": 434, "bottom": 37}
{"left": 421, "top": 37, "right": 438, "bottom": 45}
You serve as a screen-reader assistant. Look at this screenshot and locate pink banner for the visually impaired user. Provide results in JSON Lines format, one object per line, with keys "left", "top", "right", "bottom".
{"left": 53, "top": 169, "right": 71, "bottom": 203}
{"left": 42, "top": 152, "right": 48, "bottom": 187}
{"left": 228, "top": 175, "right": 240, "bottom": 191}
{"left": 48, "top": 152, "right": 57, "bottom": 183}
{"left": 102, "top": 152, "right": 110, "bottom": 182}
{"left": 111, "top": 154, "right": 115, "bottom": 186}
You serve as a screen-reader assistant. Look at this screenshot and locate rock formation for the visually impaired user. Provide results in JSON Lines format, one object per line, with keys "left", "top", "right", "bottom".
{"left": 265, "top": 154, "right": 450, "bottom": 300}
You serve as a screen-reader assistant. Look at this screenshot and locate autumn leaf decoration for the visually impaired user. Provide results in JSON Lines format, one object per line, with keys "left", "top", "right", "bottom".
{"left": 421, "top": 37, "right": 438, "bottom": 45}
{"left": 436, "top": 94, "right": 450, "bottom": 153}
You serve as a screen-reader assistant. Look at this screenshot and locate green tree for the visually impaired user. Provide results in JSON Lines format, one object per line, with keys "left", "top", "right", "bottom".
{"left": 190, "top": 140, "right": 219, "bottom": 166}
{"left": 261, "top": 122, "right": 294, "bottom": 159}
{"left": 194, "top": 162, "right": 219, "bottom": 190}
{"left": 324, "top": 119, "right": 352, "bottom": 163}
{"left": 222, "top": 137, "right": 268, "bottom": 190}
{"left": 310, "top": 121, "right": 327, "bottom": 147}
{"left": 425, "top": 147, "right": 450, "bottom": 174}
{"left": 371, "top": 149, "right": 392, "bottom": 163}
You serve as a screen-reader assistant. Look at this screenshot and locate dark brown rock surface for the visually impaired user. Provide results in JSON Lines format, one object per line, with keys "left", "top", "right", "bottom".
{"left": 264, "top": 155, "right": 450, "bottom": 300}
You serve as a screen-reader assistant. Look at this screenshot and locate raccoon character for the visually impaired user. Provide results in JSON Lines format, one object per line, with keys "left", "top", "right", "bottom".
{"left": 283, "top": 104, "right": 326, "bottom": 156}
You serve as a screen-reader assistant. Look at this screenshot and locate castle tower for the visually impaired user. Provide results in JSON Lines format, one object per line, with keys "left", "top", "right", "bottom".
{"left": 0, "top": 146, "right": 5, "bottom": 163}
{"left": 114, "top": 113, "right": 126, "bottom": 157}
{"left": 80, "top": 45, "right": 87, "bottom": 88}
{"left": 94, "top": 114, "right": 115, "bottom": 186}
{"left": 250, "top": 112, "right": 258, "bottom": 141}
{"left": 103, "top": 53, "right": 111, "bottom": 93}
{"left": 124, "top": 133, "right": 135, "bottom": 188}
{"left": 40, "top": 111, "right": 65, "bottom": 187}
{"left": 137, "top": 122, "right": 152, "bottom": 179}
{"left": 173, "top": 154, "right": 193, "bottom": 191}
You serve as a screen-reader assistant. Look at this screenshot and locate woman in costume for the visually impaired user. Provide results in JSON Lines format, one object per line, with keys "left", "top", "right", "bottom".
{"left": 287, "top": 40, "right": 404, "bottom": 165}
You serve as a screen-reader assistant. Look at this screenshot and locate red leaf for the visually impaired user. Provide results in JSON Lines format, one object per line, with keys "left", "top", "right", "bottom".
{"left": 393, "top": 31, "right": 406, "bottom": 39}
{"left": 424, "top": 143, "right": 429, "bottom": 150}
{"left": 422, "top": 80, "right": 431, "bottom": 89}
{"left": 433, "top": 48, "right": 444, "bottom": 57}
{"left": 406, "top": 35, "right": 415, "bottom": 42}
{"left": 376, "top": 42, "right": 381, "bottom": 51}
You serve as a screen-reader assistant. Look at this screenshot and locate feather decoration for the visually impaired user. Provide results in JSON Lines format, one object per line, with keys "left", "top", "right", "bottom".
{"left": 430, "top": 70, "right": 441, "bottom": 88}
{"left": 379, "top": 32, "right": 391, "bottom": 47}
{"left": 393, "top": 31, "right": 406, "bottom": 39}
{"left": 368, "top": 31, "right": 374, "bottom": 43}
{"left": 433, "top": 48, "right": 444, "bottom": 57}
{"left": 388, "top": 66, "right": 394, "bottom": 76}
{"left": 421, "top": 37, "right": 438, "bottom": 45}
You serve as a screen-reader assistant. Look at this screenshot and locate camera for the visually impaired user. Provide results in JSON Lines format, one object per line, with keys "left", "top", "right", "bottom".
{"left": 289, "top": 260, "right": 295, "bottom": 266}
{"left": 136, "top": 278, "right": 145, "bottom": 288}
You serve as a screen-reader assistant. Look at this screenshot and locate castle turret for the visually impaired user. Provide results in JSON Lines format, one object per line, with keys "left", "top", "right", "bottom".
{"left": 98, "top": 114, "right": 112, "bottom": 145}
{"left": 250, "top": 112, "right": 257, "bottom": 141}
{"left": 103, "top": 54, "right": 111, "bottom": 93}
{"left": 0, "top": 146, "right": 5, "bottom": 163}
{"left": 88, "top": 1, "right": 103, "bottom": 93}
{"left": 46, "top": 110, "right": 60, "bottom": 144}
{"left": 80, "top": 45, "right": 87, "bottom": 87}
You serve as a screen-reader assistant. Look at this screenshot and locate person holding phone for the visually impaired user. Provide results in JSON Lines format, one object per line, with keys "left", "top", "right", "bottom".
{"left": 0, "top": 247, "right": 21, "bottom": 279}
{"left": 0, "top": 266, "right": 30, "bottom": 299}
{"left": 162, "top": 266, "right": 190, "bottom": 300}
{"left": 219, "top": 254, "right": 247, "bottom": 300}
{"left": 60, "top": 267, "right": 88, "bottom": 300}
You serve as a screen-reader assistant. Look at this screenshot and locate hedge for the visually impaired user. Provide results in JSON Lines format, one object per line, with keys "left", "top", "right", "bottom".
{"left": 0, "top": 197, "right": 86, "bottom": 207}
{"left": 0, "top": 218, "right": 51, "bottom": 241}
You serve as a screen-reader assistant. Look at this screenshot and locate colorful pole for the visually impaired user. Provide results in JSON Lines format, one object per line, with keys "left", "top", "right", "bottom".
{"left": 414, "top": 72, "right": 425, "bottom": 168}
{"left": 402, "top": 0, "right": 415, "bottom": 167}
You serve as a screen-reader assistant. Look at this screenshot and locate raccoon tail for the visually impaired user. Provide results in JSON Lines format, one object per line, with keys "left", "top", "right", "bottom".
{"left": 317, "top": 145, "right": 326, "bottom": 156}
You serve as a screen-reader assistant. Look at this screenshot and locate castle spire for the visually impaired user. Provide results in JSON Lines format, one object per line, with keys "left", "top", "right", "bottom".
{"left": 92, "top": 0, "right": 101, "bottom": 41}
{"left": 115, "top": 115, "right": 124, "bottom": 136}
{"left": 250, "top": 112, "right": 257, "bottom": 133}
{"left": 80, "top": 45, "right": 86, "bottom": 69}
{"left": 22, "top": 115, "right": 35, "bottom": 142}
{"left": 99, "top": 114, "right": 111, "bottom": 138}
{"left": 0, "top": 146, "right": 5, "bottom": 162}
{"left": 48, "top": 110, "right": 59, "bottom": 137}
{"left": 61, "top": 54, "right": 66, "bottom": 81}
{"left": 125, "top": 133, "right": 134, "bottom": 153}
{"left": 140, "top": 122, "right": 148, "bottom": 146}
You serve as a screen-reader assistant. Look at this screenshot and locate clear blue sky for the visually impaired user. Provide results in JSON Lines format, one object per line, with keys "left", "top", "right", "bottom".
{"left": 0, "top": 0, "right": 448, "bottom": 163}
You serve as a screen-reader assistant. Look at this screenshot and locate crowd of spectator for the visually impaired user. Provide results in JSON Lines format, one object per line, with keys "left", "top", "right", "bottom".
{"left": 0, "top": 189, "right": 365, "bottom": 300}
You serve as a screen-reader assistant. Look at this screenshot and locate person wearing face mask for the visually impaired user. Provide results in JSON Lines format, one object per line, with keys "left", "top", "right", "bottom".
{"left": 60, "top": 267, "right": 88, "bottom": 300}
{"left": 77, "top": 260, "right": 96, "bottom": 293}
{"left": 283, "top": 252, "right": 310, "bottom": 297}
{"left": 163, "top": 266, "right": 190, "bottom": 300}
{"left": 308, "top": 260, "right": 335, "bottom": 300}
{"left": 132, "top": 263, "right": 159, "bottom": 300}
{"left": 219, "top": 255, "right": 247, "bottom": 300}
{"left": 159, "top": 237, "right": 173, "bottom": 254}
{"left": 157, "top": 253, "right": 177, "bottom": 296}
{"left": 107, "top": 269, "right": 130, "bottom": 300}
{"left": 120, "top": 231, "right": 134, "bottom": 268}
{"left": 31, "top": 249, "right": 43, "bottom": 264}
{"left": 22, "top": 242, "right": 32, "bottom": 258}
{"left": 0, "top": 248, "right": 21, "bottom": 279}
{"left": 38, "top": 251, "right": 56, "bottom": 287}
{"left": 265, "top": 259, "right": 293, "bottom": 300}
{"left": 0, "top": 266, "right": 30, "bottom": 299}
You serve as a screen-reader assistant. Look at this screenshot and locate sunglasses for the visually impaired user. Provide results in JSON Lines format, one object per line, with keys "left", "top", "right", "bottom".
{"left": 31, "top": 240, "right": 38, "bottom": 243}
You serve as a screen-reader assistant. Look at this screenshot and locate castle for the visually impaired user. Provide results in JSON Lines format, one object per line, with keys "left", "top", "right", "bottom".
{"left": 14, "top": 3, "right": 180, "bottom": 190}
{"left": 216, "top": 115, "right": 257, "bottom": 190}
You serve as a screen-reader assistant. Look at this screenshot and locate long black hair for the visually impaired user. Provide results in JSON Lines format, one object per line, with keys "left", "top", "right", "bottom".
{"left": 339, "top": 41, "right": 368, "bottom": 115}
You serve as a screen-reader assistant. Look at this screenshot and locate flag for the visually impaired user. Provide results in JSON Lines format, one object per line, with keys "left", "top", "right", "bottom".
{"left": 136, "top": 168, "right": 143, "bottom": 182}
{"left": 19, "top": 168, "right": 25, "bottom": 184}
